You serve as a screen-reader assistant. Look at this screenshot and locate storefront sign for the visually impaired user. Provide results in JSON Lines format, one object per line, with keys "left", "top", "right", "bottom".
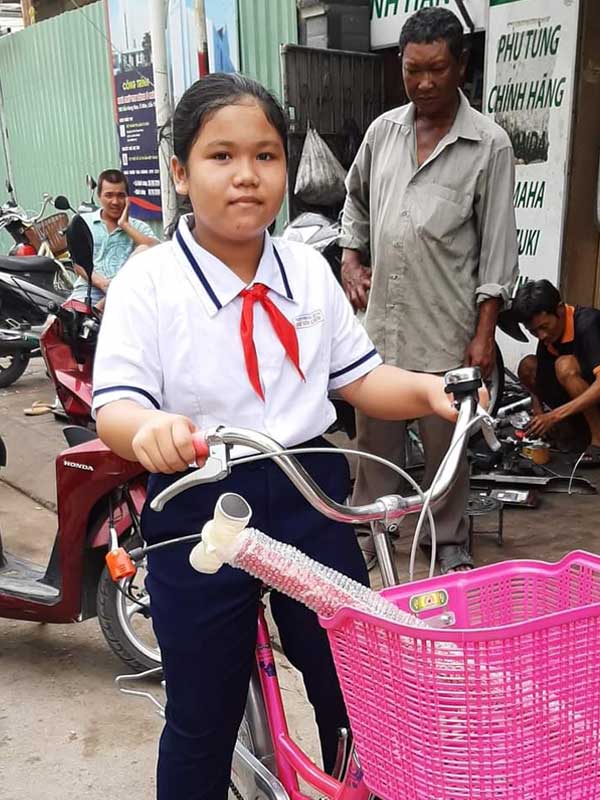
{"left": 485, "top": 0, "right": 581, "bottom": 366}
{"left": 105, "top": 1, "right": 161, "bottom": 220}
{"left": 370, "top": 0, "right": 488, "bottom": 50}
{"left": 485, "top": 0, "right": 580, "bottom": 285}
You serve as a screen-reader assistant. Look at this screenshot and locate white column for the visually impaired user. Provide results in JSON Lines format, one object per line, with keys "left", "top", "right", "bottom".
{"left": 150, "top": 0, "right": 177, "bottom": 234}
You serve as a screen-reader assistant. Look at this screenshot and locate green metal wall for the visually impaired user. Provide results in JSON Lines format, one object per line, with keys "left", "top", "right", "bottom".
{"left": 0, "top": 0, "right": 298, "bottom": 249}
{"left": 238, "top": 0, "right": 298, "bottom": 102}
{"left": 0, "top": 1, "right": 118, "bottom": 250}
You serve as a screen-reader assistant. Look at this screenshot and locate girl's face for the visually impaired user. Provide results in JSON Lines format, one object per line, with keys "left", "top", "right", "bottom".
{"left": 172, "top": 100, "right": 287, "bottom": 246}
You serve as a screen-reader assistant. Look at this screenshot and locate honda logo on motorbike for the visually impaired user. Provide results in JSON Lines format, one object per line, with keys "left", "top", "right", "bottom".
{"left": 63, "top": 460, "right": 94, "bottom": 472}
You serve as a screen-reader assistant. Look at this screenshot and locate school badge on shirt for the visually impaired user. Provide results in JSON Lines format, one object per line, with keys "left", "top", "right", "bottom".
{"left": 295, "top": 310, "right": 324, "bottom": 329}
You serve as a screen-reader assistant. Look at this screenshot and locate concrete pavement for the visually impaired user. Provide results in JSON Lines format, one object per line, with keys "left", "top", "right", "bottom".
{"left": 2, "top": 363, "right": 600, "bottom": 798}
{"left": 0, "top": 365, "right": 320, "bottom": 800}
{"left": 0, "top": 360, "right": 63, "bottom": 509}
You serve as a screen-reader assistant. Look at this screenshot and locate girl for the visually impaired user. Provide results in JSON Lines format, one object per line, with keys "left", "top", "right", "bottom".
{"left": 93, "top": 73, "right": 457, "bottom": 800}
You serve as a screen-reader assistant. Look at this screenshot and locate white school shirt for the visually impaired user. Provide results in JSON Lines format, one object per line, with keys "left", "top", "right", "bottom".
{"left": 92, "top": 215, "right": 382, "bottom": 448}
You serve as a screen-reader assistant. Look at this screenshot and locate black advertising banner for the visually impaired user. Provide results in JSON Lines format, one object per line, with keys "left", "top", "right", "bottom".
{"left": 105, "top": 1, "right": 162, "bottom": 221}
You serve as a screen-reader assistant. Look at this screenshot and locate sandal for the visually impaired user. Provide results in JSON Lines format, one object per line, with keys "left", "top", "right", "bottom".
{"left": 23, "top": 400, "right": 56, "bottom": 416}
{"left": 421, "top": 543, "right": 474, "bottom": 575}
{"left": 438, "top": 544, "right": 474, "bottom": 574}
{"left": 580, "top": 444, "right": 600, "bottom": 469}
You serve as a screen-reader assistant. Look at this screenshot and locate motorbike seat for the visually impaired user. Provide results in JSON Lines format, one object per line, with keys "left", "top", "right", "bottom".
{"left": 0, "top": 255, "right": 57, "bottom": 274}
{"left": 63, "top": 425, "right": 97, "bottom": 448}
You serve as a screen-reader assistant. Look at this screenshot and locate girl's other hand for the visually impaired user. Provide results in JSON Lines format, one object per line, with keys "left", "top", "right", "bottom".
{"left": 426, "top": 376, "right": 459, "bottom": 423}
{"left": 427, "top": 378, "right": 490, "bottom": 422}
{"left": 132, "top": 413, "right": 199, "bottom": 473}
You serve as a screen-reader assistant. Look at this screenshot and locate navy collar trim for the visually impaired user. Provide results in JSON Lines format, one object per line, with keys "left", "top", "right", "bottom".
{"left": 273, "top": 246, "right": 293, "bottom": 300}
{"left": 175, "top": 229, "right": 222, "bottom": 312}
{"left": 176, "top": 227, "right": 294, "bottom": 309}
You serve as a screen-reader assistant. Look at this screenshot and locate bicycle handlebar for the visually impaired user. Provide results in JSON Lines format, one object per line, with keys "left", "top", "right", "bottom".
{"left": 151, "top": 367, "right": 500, "bottom": 528}
{"left": 0, "top": 193, "right": 53, "bottom": 226}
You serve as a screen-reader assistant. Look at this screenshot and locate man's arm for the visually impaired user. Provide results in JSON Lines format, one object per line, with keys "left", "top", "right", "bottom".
{"left": 528, "top": 375, "right": 600, "bottom": 437}
{"left": 338, "top": 126, "right": 374, "bottom": 311}
{"left": 340, "top": 249, "right": 371, "bottom": 311}
{"left": 469, "top": 142, "right": 519, "bottom": 378}
{"left": 118, "top": 199, "right": 160, "bottom": 248}
{"left": 465, "top": 297, "right": 503, "bottom": 377}
{"left": 73, "top": 263, "right": 109, "bottom": 292}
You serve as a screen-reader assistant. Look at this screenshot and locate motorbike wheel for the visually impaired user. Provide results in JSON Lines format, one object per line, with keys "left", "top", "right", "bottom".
{"left": 0, "top": 351, "right": 30, "bottom": 388}
{"left": 96, "top": 532, "right": 161, "bottom": 673}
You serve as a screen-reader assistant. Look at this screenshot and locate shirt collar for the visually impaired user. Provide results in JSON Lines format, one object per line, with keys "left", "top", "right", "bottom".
{"left": 397, "top": 90, "right": 482, "bottom": 143}
{"left": 174, "top": 214, "right": 295, "bottom": 317}
{"left": 87, "top": 208, "right": 103, "bottom": 224}
{"left": 561, "top": 304, "right": 575, "bottom": 343}
{"left": 449, "top": 90, "right": 482, "bottom": 142}
{"left": 545, "top": 304, "right": 575, "bottom": 355}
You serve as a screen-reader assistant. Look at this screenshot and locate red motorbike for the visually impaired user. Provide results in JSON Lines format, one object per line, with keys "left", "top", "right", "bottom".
{"left": 0, "top": 433, "right": 154, "bottom": 671}
{"left": 0, "top": 215, "right": 157, "bottom": 672}
{"left": 41, "top": 297, "right": 97, "bottom": 427}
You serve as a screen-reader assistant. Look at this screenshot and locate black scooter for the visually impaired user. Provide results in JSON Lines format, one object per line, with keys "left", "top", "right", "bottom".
{"left": 0, "top": 186, "right": 97, "bottom": 388}
{"left": 0, "top": 260, "right": 68, "bottom": 387}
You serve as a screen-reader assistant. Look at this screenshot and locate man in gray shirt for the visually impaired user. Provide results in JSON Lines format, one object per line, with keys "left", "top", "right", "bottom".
{"left": 340, "top": 8, "right": 518, "bottom": 573}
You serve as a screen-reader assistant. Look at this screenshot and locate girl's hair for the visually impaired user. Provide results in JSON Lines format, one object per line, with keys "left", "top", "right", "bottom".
{"left": 173, "top": 73, "right": 289, "bottom": 165}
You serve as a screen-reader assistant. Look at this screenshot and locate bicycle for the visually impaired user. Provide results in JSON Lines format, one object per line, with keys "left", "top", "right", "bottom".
{"left": 113, "top": 366, "right": 600, "bottom": 799}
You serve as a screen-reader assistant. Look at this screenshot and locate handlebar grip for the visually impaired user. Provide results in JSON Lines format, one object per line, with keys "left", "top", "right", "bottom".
{"left": 191, "top": 432, "right": 210, "bottom": 462}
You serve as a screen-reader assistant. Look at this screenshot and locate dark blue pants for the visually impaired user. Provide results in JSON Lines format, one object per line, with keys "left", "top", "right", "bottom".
{"left": 142, "top": 441, "right": 368, "bottom": 800}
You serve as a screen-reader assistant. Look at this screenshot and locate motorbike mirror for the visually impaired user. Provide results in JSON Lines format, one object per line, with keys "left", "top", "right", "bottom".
{"left": 66, "top": 214, "right": 94, "bottom": 279}
{"left": 86, "top": 174, "right": 97, "bottom": 192}
{"left": 5, "top": 180, "right": 12, "bottom": 194}
{"left": 54, "top": 195, "right": 74, "bottom": 212}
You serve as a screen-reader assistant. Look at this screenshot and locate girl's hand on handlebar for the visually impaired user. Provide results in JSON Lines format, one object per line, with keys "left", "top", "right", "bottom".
{"left": 427, "top": 376, "right": 459, "bottom": 422}
{"left": 131, "top": 413, "right": 200, "bottom": 474}
{"left": 426, "top": 378, "right": 489, "bottom": 422}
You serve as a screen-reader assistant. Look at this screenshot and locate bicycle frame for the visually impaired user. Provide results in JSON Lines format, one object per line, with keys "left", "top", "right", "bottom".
{"left": 118, "top": 601, "right": 370, "bottom": 800}
{"left": 239, "top": 604, "right": 369, "bottom": 800}
{"left": 117, "top": 367, "right": 496, "bottom": 799}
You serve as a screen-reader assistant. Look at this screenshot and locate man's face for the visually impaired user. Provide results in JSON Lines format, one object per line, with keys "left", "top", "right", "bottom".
{"left": 526, "top": 307, "right": 565, "bottom": 346}
{"left": 401, "top": 39, "right": 465, "bottom": 116}
{"left": 99, "top": 180, "right": 128, "bottom": 221}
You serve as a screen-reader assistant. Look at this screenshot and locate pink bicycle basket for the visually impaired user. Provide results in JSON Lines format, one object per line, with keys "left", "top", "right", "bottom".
{"left": 320, "top": 550, "right": 600, "bottom": 800}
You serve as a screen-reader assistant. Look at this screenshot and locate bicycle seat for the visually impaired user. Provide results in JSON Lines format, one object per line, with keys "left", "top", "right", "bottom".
{"left": 0, "top": 255, "right": 57, "bottom": 274}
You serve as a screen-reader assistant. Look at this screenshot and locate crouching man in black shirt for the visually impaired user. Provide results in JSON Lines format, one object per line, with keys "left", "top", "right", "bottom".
{"left": 512, "top": 280, "right": 600, "bottom": 464}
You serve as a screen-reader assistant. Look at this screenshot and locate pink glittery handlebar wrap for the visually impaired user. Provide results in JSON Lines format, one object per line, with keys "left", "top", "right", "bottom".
{"left": 231, "top": 528, "right": 427, "bottom": 627}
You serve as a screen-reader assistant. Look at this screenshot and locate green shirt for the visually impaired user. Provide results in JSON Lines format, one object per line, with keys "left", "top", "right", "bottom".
{"left": 71, "top": 209, "right": 156, "bottom": 295}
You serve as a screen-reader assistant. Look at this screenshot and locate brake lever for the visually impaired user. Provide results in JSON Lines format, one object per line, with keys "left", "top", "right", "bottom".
{"left": 476, "top": 405, "right": 502, "bottom": 452}
{"left": 150, "top": 441, "right": 230, "bottom": 512}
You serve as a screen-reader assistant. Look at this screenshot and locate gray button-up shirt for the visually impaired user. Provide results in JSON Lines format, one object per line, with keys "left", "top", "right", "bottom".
{"left": 339, "top": 91, "right": 519, "bottom": 372}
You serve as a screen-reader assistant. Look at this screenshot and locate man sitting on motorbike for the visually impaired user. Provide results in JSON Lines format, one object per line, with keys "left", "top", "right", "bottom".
{"left": 512, "top": 279, "right": 600, "bottom": 466}
{"left": 69, "top": 168, "right": 159, "bottom": 311}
